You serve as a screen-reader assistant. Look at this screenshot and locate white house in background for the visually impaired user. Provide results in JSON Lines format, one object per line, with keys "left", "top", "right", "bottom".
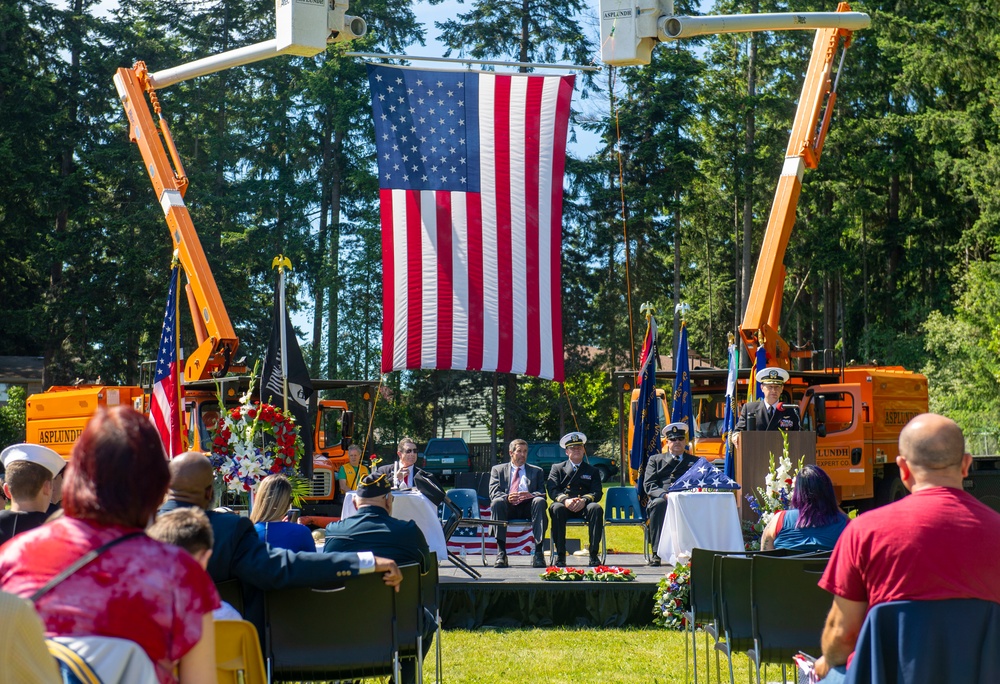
{"left": 0, "top": 356, "right": 44, "bottom": 406}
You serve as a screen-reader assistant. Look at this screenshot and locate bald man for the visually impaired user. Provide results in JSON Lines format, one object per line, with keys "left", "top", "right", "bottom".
{"left": 814, "top": 414, "right": 1000, "bottom": 681}
{"left": 158, "top": 452, "right": 402, "bottom": 637}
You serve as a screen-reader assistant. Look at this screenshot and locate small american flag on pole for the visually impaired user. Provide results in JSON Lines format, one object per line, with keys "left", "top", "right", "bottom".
{"left": 368, "top": 64, "right": 574, "bottom": 381}
{"left": 150, "top": 265, "right": 182, "bottom": 458}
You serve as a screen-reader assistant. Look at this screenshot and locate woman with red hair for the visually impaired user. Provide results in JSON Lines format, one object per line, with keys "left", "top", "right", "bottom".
{"left": 0, "top": 406, "right": 219, "bottom": 684}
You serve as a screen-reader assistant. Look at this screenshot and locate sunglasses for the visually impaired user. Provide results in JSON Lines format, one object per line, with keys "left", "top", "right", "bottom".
{"left": 666, "top": 437, "right": 686, "bottom": 442}
{"left": 402, "top": 448, "right": 418, "bottom": 453}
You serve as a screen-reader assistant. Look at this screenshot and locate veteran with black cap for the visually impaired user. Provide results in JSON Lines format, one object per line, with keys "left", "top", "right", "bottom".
{"left": 545, "top": 431, "right": 604, "bottom": 567}
{"left": 323, "top": 472, "right": 431, "bottom": 569}
{"left": 642, "top": 423, "right": 700, "bottom": 566}
{"left": 731, "top": 366, "right": 801, "bottom": 449}
{"left": 0, "top": 443, "right": 65, "bottom": 544}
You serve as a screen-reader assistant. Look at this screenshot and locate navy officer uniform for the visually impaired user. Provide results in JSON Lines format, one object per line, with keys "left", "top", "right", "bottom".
{"left": 642, "top": 422, "right": 699, "bottom": 566}
{"left": 546, "top": 431, "right": 604, "bottom": 567}
{"left": 734, "top": 367, "right": 801, "bottom": 437}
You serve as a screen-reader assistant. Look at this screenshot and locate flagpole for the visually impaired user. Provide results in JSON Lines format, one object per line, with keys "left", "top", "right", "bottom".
{"left": 272, "top": 255, "right": 293, "bottom": 414}
{"left": 172, "top": 251, "right": 185, "bottom": 451}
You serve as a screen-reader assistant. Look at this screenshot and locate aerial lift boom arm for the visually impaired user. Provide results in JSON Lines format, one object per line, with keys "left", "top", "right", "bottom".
{"left": 112, "top": 0, "right": 367, "bottom": 382}
{"left": 738, "top": 4, "right": 857, "bottom": 368}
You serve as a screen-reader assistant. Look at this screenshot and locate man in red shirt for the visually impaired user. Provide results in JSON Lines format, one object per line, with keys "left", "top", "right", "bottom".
{"left": 815, "top": 413, "right": 1000, "bottom": 680}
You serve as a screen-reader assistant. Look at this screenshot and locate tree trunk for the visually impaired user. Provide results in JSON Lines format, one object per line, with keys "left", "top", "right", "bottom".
{"left": 326, "top": 129, "right": 345, "bottom": 378}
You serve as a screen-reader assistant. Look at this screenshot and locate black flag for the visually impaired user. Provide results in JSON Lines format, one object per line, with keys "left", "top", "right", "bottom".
{"left": 261, "top": 280, "right": 314, "bottom": 479}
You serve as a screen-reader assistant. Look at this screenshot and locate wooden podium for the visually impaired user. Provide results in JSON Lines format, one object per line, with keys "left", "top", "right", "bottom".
{"left": 735, "top": 431, "right": 817, "bottom": 523}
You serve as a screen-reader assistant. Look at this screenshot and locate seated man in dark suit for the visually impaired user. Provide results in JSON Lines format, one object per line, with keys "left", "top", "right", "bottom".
{"left": 374, "top": 437, "right": 426, "bottom": 490}
{"left": 158, "top": 452, "right": 402, "bottom": 638}
{"left": 489, "top": 439, "right": 548, "bottom": 568}
{"left": 546, "top": 432, "right": 604, "bottom": 567}
{"left": 642, "top": 422, "right": 699, "bottom": 567}
{"left": 325, "top": 473, "right": 435, "bottom": 684}
{"left": 323, "top": 473, "right": 431, "bottom": 568}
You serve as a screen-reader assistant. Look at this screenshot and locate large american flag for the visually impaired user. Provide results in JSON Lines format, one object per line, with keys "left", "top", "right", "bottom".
{"left": 150, "top": 266, "right": 182, "bottom": 458}
{"left": 368, "top": 64, "right": 574, "bottom": 381}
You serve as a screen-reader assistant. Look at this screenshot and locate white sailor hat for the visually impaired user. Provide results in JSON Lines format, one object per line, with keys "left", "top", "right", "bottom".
{"left": 660, "top": 422, "right": 689, "bottom": 440}
{"left": 759, "top": 367, "right": 790, "bottom": 385}
{"left": 0, "top": 443, "right": 66, "bottom": 478}
{"left": 559, "top": 431, "right": 587, "bottom": 449}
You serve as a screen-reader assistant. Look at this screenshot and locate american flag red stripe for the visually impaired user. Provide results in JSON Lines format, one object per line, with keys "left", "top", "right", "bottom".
{"left": 447, "top": 504, "right": 537, "bottom": 556}
{"left": 370, "top": 66, "right": 573, "bottom": 381}
{"left": 150, "top": 265, "right": 182, "bottom": 458}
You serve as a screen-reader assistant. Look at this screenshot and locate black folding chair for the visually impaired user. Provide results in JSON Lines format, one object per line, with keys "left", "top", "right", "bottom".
{"left": 684, "top": 547, "right": 726, "bottom": 684}
{"left": 414, "top": 472, "right": 485, "bottom": 579}
{"left": 264, "top": 573, "right": 395, "bottom": 682}
{"left": 749, "top": 554, "right": 832, "bottom": 684}
{"left": 718, "top": 554, "right": 757, "bottom": 684}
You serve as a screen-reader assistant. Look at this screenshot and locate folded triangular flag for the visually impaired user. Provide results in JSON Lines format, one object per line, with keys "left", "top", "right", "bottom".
{"left": 668, "top": 457, "right": 741, "bottom": 492}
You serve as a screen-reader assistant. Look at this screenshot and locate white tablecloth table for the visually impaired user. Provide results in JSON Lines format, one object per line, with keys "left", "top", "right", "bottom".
{"left": 341, "top": 489, "right": 448, "bottom": 560}
{"left": 656, "top": 491, "right": 744, "bottom": 564}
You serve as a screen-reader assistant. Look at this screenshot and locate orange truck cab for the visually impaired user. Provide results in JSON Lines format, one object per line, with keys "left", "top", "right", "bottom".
{"left": 616, "top": 364, "right": 928, "bottom": 510}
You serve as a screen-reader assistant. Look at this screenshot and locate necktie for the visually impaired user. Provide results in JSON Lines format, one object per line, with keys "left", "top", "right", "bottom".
{"left": 510, "top": 467, "right": 521, "bottom": 494}
{"left": 767, "top": 405, "right": 774, "bottom": 421}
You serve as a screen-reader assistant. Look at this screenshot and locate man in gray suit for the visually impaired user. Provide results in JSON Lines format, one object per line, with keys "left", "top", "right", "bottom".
{"left": 489, "top": 439, "right": 548, "bottom": 568}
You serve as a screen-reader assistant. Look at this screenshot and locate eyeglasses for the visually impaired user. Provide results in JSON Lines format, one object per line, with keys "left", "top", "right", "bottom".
{"left": 402, "top": 448, "right": 418, "bottom": 453}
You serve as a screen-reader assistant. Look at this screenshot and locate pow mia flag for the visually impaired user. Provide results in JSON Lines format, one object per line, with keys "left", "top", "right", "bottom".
{"left": 261, "top": 278, "right": 314, "bottom": 478}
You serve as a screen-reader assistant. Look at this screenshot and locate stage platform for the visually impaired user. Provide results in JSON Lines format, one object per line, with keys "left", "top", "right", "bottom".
{"left": 438, "top": 553, "right": 664, "bottom": 629}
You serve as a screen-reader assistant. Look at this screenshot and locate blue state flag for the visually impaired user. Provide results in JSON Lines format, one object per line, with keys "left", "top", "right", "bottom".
{"left": 722, "top": 342, "right": 739, "bottom": 479}
{"left": 753, "top": 346, "right": 768, "bottom": 399}
{"left": 629, "top": 316, "right": 661, "bottom": 489}
{"left": 671, "top": 323, "right": 694, "bottom": 438}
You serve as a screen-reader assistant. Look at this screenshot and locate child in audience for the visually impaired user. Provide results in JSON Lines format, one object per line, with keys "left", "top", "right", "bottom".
{"left": 148, "top": 508, "right": 243, "bottom": 620}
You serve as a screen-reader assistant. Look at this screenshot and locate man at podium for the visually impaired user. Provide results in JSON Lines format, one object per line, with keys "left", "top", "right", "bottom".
{"left": 731, "top": 367, "right": 800, "bottom": 450}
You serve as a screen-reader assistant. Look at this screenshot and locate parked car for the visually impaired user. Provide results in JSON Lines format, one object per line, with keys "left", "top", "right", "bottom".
{"left": 525, "top": 442, "right": 619, "bottom": 482}
{"left": 417, "top": 437, "right": 471, "bottom": 483}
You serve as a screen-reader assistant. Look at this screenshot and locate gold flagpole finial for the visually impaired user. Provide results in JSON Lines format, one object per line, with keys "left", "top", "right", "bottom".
{"left": 727, "top": 332, "right": 736, "bottom": 346}
{"left": 171, "top": 249, "right": 180, "bottom": 267}
{"left": 271, "top": 255, "right": 293, "bottom": 271}
{"left": 639, "top": 302, "right": 656, "bottom": 319}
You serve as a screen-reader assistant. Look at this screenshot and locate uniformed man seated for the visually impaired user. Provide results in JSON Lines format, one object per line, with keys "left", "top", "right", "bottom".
{"left": 731, "top": 366, "right": 800, "bottom": 449}
{"left": 546, "top": 432, "right": 604, "bottom": 567}
{"left": 642, "top": 423, "right": 699, "bottom": 566}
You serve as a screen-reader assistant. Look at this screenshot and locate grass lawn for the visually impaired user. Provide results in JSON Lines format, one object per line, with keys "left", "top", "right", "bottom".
{"left": 423, "top": 626, "right": 758, "bottom": 683}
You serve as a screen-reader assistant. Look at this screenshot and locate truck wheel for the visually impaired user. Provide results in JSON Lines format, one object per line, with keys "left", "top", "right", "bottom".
{"left": 875, "top": 468, "right": 908, "bottom": 507}
{"left": 595, "top": 466, "right": 610, "bottom": 483}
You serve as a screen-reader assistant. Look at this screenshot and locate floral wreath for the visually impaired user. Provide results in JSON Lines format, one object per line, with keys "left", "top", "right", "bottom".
{"left": 586, "top": 565, "right": 636, "bottom": 582}
{"left": 210, "top": 384, "right": 304, "bottom": 493}
{"left": 653, "top": 562, "right": 691, "bottom": 630}
{"left": 540, "top": 566, "right": 586, "bottom": 581}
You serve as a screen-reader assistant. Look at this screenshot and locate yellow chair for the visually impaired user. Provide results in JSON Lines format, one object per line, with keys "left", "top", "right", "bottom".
{"left": 215, "top": 619, "right": 266, "bottom": 684}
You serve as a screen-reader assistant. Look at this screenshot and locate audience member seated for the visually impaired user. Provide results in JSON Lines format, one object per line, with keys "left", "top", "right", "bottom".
{"left": 814, "top": 413, "right": 1000, "bottom": 682}
{"left": 148, "top": 507, "right": 243, "bottom": 620}
{"left": 489, "top": 438, "right": 548, "bottom": 568}
{"left": 375, "top": 437, "right": 427, "bottom": 490}
{"left": 158, "top": 451, "right": 402, "bottom": 638}
{"left": 761, "top": 464, "right": 848, "bottom": 553}
{"left": 324, "top": 472, "right": 434, "bottom": 684}
{"left": 0, "top": 444, "right": 64, "bottom": 544}
{"left": 324, "top": 473, "right": 431, "bottom": 568}
{"left": 250, "top": 474, "right": 314, "bottom": 552}
{"left": 547, "top": 431, "right": 604, "bottom": 567}
{"left": 642, "top": 422, "right": 699, "bottom": 566}
{"left": 0, "top": 590, "right": 61, "bottom": 684}
{"left": 0, "top": 406, "right": 219, "bottom": 684}
{"left": 337, "top": 444, "right": 370, "bottom": 495}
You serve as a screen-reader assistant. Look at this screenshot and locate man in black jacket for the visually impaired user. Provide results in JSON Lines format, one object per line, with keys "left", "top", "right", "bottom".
{"left": 732, "top": 366, "right": 800, "bottom": 449}
{"left": 546, "top": 432, "right": 604, "bottom": 567}
{"left": 374, "top": 437, "right": 427, "bottom": 490}
{"left": 488, "top": 439, "right": 548, "bottom": 568}
{"left": 642, "top": 422, "right": 699, "bottom": 566}
{"left": 158, "top": 452, "right": 402, "bottom": 636}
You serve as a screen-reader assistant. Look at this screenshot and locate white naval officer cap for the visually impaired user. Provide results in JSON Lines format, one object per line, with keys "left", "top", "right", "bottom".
{"left": 660, "top": 422, "right": 689, "bottom": 440}
{"left": 559, "top": 431, "right": 587, "bottom": 449}
{"left": 759, "top": 367, "right": 790, "bottom": 385}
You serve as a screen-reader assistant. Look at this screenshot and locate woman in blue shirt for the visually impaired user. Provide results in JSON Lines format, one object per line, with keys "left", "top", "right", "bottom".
{"left": 250, "top": 474, "right": 315, "bottom": 552}
{"left": 761, "top": 465, "right": 848, "bottom": 552}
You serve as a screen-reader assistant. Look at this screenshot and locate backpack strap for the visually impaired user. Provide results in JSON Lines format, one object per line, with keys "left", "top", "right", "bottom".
{"left": 30, "top": 532, "right": 145, "bottom": 604}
